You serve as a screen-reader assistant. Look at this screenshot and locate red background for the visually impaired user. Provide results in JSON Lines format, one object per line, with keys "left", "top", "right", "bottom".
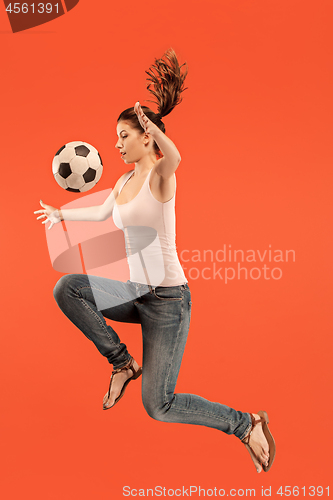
{"left": 1, "top": 1, "right": 332, "bottom": 498}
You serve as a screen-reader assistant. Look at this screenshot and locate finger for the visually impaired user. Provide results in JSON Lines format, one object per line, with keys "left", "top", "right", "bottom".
{"left": 40, "top": 200, "right": 45, "bottom": 207}
{"left": 48, "top": 221, "right": 54, "bottom": 230}
{"left": 42, "top": 218, "right": 49, "bottom": 225}
{"left": 137, "top": 103, "right": 144, "bottom": 115}
{"left": 34, "top": 210, "right": 45, "bottom": 214}
{"left": 36, "top": 214, "right": 47, "bottom": 220}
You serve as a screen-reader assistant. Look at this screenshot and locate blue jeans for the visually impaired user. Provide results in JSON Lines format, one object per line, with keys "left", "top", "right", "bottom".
{"left": 53, "top": 274, "right": 251, "bottom": 440}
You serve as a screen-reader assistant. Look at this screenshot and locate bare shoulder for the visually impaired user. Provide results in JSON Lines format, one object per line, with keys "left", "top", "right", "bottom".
{"left": 150, "top": 160, "right": 176, "bottom": 203}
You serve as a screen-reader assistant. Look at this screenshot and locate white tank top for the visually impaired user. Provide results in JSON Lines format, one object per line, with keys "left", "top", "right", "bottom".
{"left": 112, "top": 168, "right": 188, "bottom": 287}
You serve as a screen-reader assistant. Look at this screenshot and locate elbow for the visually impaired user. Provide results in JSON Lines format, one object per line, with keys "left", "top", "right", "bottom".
{"left": 99, "top": 213, "right": 109, "bottom": 222}
{"left": 171, "top": 155, "right": 181, "bottom": 166}
{"left": 175, "top": 150, "right": 181, "bottom": 163}
{"left": 99, "top": 208, "right": 112, "bottom": 222}
{"left": 97, "top": 207, "right": 107, "bottom": 222}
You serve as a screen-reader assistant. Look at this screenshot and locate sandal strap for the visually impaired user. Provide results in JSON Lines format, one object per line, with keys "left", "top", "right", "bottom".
{"left": 242, "top": 414, "right": 266, "bottom": 444}
{"left": 112, "top": 357, "right": 133, "bottom": 374}
{"left": 107, "top": 357, "right": 135, "bottom": 398}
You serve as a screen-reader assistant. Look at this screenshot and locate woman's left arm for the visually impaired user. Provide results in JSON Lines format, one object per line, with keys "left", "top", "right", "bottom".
{"left": 134, "top": 102, "right": 181, "bottom": 179}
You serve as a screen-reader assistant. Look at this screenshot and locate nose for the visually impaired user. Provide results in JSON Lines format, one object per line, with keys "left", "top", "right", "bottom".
{"left": 115, "top": 138, "right": 122, "bottom": 149}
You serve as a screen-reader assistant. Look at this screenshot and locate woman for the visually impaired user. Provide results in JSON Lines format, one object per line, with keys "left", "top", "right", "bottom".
{"left": 35, "top": 48, "right": 275, "bottom": 473}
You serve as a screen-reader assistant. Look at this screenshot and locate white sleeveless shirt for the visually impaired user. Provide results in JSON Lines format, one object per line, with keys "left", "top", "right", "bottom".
{"left": 112, "top": 168, "right": 187, "bottom": 287}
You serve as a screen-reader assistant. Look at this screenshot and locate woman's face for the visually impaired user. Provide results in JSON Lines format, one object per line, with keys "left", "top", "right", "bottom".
{"left": 115, "top": 120, "right": 148, "bottom": 164}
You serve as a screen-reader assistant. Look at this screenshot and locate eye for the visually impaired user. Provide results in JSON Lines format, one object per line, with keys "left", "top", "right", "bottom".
{"left": 121, "top": 135, "right": 127, "bottom": 139}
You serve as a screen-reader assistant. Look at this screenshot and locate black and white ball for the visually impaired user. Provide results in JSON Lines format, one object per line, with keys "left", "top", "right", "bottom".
{"left": 52, "top": 141, "right": 103, "bottom": 192}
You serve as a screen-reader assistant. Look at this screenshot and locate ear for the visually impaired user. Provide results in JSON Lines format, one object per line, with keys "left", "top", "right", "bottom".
{"left": 143, "top": 132, "right": 150, "bottom": 145}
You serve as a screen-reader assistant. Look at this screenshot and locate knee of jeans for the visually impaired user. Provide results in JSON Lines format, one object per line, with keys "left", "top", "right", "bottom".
{"left": 53, "top": 275, "right": 67, "bottom": 304}
{"left": 53, "top": 274, "right": 77, "bottom": 304}
{"left": 142, "top": 394, "right": 171, "bottom": 422}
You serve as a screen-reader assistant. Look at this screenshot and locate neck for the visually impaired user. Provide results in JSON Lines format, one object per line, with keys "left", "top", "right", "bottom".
{"left": 132, "top": 155, "right": 157, "bottom": 176}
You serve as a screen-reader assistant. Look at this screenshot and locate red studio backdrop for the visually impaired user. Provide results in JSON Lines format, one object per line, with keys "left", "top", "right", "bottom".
{"left": 1, "top": 1, "right": 332, "bottom": 499}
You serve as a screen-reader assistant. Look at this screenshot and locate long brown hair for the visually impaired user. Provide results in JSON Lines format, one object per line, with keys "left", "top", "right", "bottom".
{"left": 117, "top": 48, "right": 188, "bottom": 157}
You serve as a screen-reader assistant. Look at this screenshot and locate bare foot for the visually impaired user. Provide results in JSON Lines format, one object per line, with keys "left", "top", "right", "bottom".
{"left": 103, "top": 359, "right": 140, "bottom": 409}
{"left": 243, "top": 413, "right": 270, "bottom": 473}
{"left": 245, "top": 443, "right": 263, "bottom": 473}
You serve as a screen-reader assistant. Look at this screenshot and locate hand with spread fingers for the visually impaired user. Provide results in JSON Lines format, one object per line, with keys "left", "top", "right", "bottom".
{"left": 134, "top": 101, "right": 159, "bottom": 136}
{"left": 34, "top": 200, "right": 62, "bottom": 230}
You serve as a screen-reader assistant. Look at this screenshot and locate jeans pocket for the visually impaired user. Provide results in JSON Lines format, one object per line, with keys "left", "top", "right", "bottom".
{"left": 153, "top": 286, "right": 183, "bottom": 301}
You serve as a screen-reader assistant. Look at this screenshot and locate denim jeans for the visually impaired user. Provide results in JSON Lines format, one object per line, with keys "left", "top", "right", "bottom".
{"left": 53, "top": 274, "right": 251, "bottom": 440}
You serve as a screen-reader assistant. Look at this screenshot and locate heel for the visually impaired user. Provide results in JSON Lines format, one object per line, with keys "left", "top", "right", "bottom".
{"left": 258, "top": 410, "right": 269, "bottom": 424}
{"left": 132, "top": 366, "right": 142, "bottom": 380}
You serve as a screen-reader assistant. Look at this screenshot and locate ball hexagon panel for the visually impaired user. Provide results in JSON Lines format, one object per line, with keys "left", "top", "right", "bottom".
{"left": 58, "top": 147, "right": 77, "bottom": 163}
{"left": 66, "top": 172, "right": 86, "bottom": 190}
{"left": 88, "top": 152, "right": 103, "bottom": 170}
{"left": 80, "top": 180, "right": 98, "bottom": 192}
{"left": 70, "top": 155, "right": 91, "bottom": 176}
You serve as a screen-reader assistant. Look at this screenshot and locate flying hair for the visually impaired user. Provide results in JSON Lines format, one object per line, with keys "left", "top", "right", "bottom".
{"left": 117, "top": 48, "right": 188, "bottom": 157}
{"left": 144, "top": 47, "right": 189, "bottom": 118}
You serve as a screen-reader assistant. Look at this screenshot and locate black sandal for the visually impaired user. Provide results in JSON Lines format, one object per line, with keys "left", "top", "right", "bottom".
{"left": 241, "top": 410, "right": 276, "bottom": 472}
{"left": 102, "top": 357, "right": 142, "bottom": 410}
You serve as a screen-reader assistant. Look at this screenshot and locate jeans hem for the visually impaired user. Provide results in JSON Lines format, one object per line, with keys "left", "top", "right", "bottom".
{"left": 237, "top": 413, "right": 252, "bottom": 441}
{"left": 112, "top": 355, "right": 132, "bottom": 371}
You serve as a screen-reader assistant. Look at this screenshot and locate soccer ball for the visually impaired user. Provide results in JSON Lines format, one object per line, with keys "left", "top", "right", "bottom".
{"left": 52, "top": 141, "right": 103, "bottom": 192}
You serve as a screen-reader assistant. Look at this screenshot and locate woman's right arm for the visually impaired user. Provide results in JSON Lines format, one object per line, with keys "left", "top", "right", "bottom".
{"left": 34, "top": 173, "right": 127, "bottom": 229}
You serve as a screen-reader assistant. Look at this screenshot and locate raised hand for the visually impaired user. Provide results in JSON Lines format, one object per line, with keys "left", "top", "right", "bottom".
{"left": 34, "top": 200, "right": 62, "bottom": 230}
{"left": 134, "top": 101, "right": 158, "bottom": 135}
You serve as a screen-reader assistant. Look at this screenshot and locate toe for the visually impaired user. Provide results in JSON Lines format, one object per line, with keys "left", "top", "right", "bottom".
{"left": 260, "top": 451, "right": 268, "bottom": 466}
{"left": 245, "top": 444, "right": 263, "bottom": 473}
{"left": 103, "top": 399, "right": 114, "bottom": 409}
{"left": 251, "top": 451, "right": 263, "bottom": 473}
{"left": 262, "top": 447, "right": 269, "bottom": 461}
{"left": 103, "top": 391, "right": 115, "bottom": 408}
